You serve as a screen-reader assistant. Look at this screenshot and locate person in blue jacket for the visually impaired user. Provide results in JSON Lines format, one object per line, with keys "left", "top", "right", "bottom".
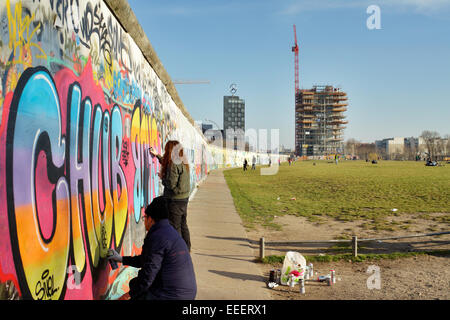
{"left": 107, "top": 196, "right": 197, "bottom": 300}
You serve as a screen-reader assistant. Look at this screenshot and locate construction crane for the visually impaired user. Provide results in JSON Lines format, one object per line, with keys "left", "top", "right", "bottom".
{"left": 292, "top": 24, "right": 300, "bottom": 94}
{"left": 173, "top": 80, "right": 210, "bottom": 85}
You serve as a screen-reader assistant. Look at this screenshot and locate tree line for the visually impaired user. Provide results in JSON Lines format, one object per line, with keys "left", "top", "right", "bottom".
{"left": 345, "top": 131, "right": 450, "bottom": 161}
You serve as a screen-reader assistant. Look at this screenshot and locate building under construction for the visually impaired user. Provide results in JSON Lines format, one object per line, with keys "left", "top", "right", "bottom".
{"left": 295, "top": 85, "right": 348, "bottom": 157}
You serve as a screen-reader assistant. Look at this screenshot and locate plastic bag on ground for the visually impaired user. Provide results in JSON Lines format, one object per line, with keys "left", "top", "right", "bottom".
{"left": 280, "top": 251, "right": 307, "bottom": 285}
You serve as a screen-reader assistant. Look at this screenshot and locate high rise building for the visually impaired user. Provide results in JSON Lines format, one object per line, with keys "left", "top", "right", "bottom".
{"left": 295, "top": 85, "right": 348, "bottom": 156}
{"left": 223, "top": 95, "right": 245, "bottom": 150}
{"left": 223, "top": 95, "right": 245, "bottom": 132}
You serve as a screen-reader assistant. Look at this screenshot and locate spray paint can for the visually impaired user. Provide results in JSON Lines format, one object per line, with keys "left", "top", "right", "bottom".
{"left": 299, "top": 278, "right": 305, "bottom": 294}
{"left": 304, "top": 267, "right": 310, "bottom": 280}
{"left": 289, "top": 275, "right": 295, "bottom": 287}
{"left": 327, "top": 277, "right": 332, "bottom": 286}
{"left": 269, "top": 269, "right": 275, "bottom": 283}
{"left": 309, "top": 263, "right": 314, "bottom": 278}
{"left": 276, "top": 269, "right": 281, "bottom": 284}
{"left": 331, "top": 270, "right": 336, "bottom": 285}
{"left": 109, "top": 259, "right": 118, "bottom": 270}
{"left": 107, "top": 250, "right": 119, "bottom": 270}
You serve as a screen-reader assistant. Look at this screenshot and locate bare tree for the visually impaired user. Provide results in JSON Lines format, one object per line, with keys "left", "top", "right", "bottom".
{"left": 403, "top": 144, "right": 414, "bottom": 160}
{"left": 404, "top": 140, "right": 420, "bottom": 160}
{"left": 358, "top": 143, "right": 376, "bottom": 160}
{"left": 345, "top": 138, "right": 359, "bottom": 157}
{"left": 444, "top": 134, "right": 450, "bottom": 158}
{"left": 420, "top": 130, "right": 441, "bottom": 161}
{"left": 345, "top": 139, "right": 377, "bottom": 160}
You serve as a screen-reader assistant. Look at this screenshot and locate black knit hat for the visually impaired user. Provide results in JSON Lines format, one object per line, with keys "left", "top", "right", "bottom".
{"left": 145, "top": 196, "right": 169, "bottom": 221}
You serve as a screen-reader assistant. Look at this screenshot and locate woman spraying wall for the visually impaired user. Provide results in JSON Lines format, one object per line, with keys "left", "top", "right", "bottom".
{"left": 149, "top": 141, "right": 192, "bottom": 251}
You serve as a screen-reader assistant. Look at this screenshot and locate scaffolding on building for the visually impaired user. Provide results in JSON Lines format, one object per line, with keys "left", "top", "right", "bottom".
{"left": 295, "top": 85, "right": 348, "bottom": 157}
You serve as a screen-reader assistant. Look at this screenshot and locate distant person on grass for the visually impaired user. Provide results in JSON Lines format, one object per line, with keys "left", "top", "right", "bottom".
{"left": 149, "top": 141, "right": 192, "bottom": 251}
{"left": 107, "top": 196, "right": 197, "bottom": 300}
{"left": 243, "top": 158, "right": 248, "bottom": 171}
{"left": 252, "top": 155, "right": 256, "bottom": 170}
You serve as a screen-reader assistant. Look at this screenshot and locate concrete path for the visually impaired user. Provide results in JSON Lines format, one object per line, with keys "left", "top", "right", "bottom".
{"left": 188, "top": 169, "right": 272, "bottom": 300}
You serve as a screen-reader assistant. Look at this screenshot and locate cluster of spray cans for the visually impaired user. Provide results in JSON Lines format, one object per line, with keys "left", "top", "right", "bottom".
{"left": 268, "top": 269, "right": 282, "bottom": 284}
{"left": 268, "top": 265, "right": 336, "bottom": 294}
{"left": 317, "top": 269, "right": 336, "bottom": 286}
{"left": 304, "top": 263, "right": 314, "bottom": 280}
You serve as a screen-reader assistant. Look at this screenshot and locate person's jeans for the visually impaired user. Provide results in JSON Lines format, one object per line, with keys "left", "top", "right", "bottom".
{"left": 168, "top": 198, "right": 191, "bottom": 250}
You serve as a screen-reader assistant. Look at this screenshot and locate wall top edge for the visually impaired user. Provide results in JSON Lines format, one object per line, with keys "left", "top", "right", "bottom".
{"left": 103, "top": 0, "right": 196, "bottom": 127}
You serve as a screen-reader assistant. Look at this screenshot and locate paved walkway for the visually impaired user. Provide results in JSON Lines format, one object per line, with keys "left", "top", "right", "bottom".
{"left": 188, "top": 169, "right": 272, "bottom": 300}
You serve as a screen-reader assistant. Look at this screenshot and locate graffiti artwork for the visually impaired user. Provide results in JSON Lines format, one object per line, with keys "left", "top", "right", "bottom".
{"left": 0, "top": 0, "right": 213, "bottom": 300}
{"left": 0, "top": 0, "right": 284, "bottom": 300}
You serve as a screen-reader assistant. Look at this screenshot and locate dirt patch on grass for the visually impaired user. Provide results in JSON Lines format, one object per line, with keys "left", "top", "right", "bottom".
{"left": 264, "top": 255, "right": 450, "bottom": 300}
{"left": 246, "top": 213, "right": 450, "bottom": 256}
{"left": 245, "top": 214, "right": 450, "bottom": 300}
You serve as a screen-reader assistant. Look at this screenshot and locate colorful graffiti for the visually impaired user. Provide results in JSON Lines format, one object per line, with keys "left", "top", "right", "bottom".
{"left": 0, "top": 0, "right": 213, "bottom": 300}
{"left": 0, "top": 0, "right": 286, "bottom": 300}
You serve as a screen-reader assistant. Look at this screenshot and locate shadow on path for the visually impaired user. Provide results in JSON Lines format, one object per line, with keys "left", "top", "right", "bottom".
{"left": 206, "top": 235, "right": 258, "bottom": 245}
{"left": 208, "top": 270, "right": 266, "bottom": 283}
{"left": 195, "top": 253, "right": 256, "bottom": 263}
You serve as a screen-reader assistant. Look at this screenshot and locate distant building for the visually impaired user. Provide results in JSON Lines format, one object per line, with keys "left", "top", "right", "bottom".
{"left": 201, "top": 123, "right": 213, "bottom": 134}
{"left": 279, "top": 145, "right": 294, "bottom": 155}
{"left": 223, "top": 95, "right": 245, "bottom": 150}
{"left": 375, "top": 137, "right": 427, "bottom": 160}
{"left": 223, "top": 95, "right": 245, "bottom": 132}
{"left": 375, "top": 137, "right": 405, "bottom": 156}
{"left": 295, "top": 85, "right": 348, "bottom": 157}
{"left": 405, "top": 137, "right": 425, "bottom": 152}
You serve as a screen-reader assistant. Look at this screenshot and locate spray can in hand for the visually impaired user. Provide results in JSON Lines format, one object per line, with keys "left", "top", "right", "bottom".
{"left": 107, "top": 249, "right": 119, "bottom": 270}
{"left": 109, "top": 259, "right": 118, "bottom": 270}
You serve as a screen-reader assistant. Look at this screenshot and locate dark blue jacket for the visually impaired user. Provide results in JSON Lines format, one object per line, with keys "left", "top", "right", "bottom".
{"left": 122, "top": 219, "right": 197, "bottom": 300}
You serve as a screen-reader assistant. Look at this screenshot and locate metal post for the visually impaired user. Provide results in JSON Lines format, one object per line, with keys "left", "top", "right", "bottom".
{"left": 352, "top": 236, "right": 358, "bottom": 257}
{"left": 260, "top": 237, "right": 265, "bottom": 260}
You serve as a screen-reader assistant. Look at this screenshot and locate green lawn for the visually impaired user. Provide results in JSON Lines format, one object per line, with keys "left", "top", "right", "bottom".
{"left": 223, "top": 160, "right": 450, "bottom": 230}
{"left": 259, "top": 250, "right": 450, "bottom": 264}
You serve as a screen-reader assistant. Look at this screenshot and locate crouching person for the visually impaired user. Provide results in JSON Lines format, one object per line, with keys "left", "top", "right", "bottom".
{"left": 107, "top": 196, "right": 197, "bottom": 300}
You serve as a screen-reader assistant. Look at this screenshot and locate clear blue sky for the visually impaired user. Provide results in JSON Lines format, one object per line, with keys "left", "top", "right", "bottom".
{"left": 127, "top": 0, "right": 450, "bottom": 149}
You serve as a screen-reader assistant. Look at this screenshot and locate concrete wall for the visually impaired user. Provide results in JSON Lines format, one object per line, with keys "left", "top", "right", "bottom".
{"left": 0, "top": 0, "right": 214, "bottom": 300}
{"left": 0, "top": 0, "right": 285, "bottom": 300}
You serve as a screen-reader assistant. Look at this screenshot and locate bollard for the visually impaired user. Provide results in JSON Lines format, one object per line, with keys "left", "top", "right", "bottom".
{"left": 260, "top": 237, "right": 265, "bottom": 260}
{"left": 352, "top": 236, "right": 358, "bottom": 257}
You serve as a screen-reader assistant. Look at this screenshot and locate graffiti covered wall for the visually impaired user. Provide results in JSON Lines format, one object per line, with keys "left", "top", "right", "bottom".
{"left": 0, "top": 0, "right": 213, "bottom": 300}
{"left": 0, "top": 0, "right": 287, "bottom": 300}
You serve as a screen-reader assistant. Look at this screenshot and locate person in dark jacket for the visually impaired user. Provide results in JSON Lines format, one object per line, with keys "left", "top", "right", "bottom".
{"left": 107, "top": 196, "right": 197, "bottom": 300}
{"left": 149, "top": 141, "right": 192, "bottom": 250}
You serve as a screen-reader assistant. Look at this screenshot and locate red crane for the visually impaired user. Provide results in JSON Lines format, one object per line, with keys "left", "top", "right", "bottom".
{"left": 292, "top": 24, "right": 300, "bottom": 94}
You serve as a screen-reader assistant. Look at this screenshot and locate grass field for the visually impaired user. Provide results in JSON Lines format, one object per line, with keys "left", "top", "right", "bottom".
{"left": 223, "top": 160, "right": 450, "bottom": 231}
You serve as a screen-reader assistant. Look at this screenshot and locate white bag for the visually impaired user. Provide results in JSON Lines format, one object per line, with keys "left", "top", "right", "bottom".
{"left": 280, "top": 251, "right": 307, "bottom": 285}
